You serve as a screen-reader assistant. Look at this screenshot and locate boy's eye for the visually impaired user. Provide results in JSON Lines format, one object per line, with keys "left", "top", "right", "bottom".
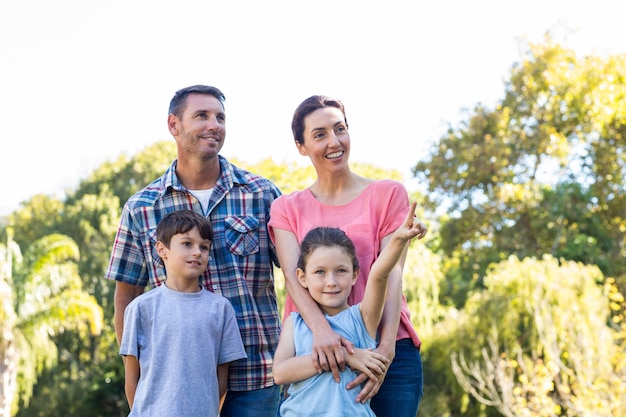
{"left": 200, "top": 244, "right": 210, "bottom": 251}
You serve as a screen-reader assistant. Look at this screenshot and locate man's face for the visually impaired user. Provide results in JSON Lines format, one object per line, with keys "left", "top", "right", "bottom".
{"left": 169, "top": 93, "right": 226, "bottom": 159}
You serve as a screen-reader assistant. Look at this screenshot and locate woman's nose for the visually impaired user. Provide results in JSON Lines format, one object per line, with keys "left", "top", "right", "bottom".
{"left": 328, "top": 132, "right": 341, "bottom": 147}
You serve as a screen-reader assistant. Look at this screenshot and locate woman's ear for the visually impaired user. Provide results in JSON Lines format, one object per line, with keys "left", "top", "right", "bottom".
{"left": 295, "top": 141, "right": 307, "bottom": 156}
{"left": 296, "top": 268, "right": 308, "bottom": 288}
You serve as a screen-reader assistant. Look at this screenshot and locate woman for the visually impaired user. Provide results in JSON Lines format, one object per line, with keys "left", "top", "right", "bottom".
{"left": 269, "top": 95, "right": 426, "bottom": 417}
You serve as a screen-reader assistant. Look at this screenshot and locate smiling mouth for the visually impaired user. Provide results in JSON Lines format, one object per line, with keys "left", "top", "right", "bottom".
{"left": 326, "top": 151, "right": 343, "bottom": 159}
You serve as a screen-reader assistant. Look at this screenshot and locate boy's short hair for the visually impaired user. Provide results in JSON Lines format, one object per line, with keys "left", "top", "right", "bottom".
{"left": 156, "top": 210, "right": 214, "bottom": 247}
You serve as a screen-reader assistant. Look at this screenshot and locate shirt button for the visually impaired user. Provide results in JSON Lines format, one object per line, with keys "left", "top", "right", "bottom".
{"left": 212, "top": 284, "right": 219, "bottom": 290}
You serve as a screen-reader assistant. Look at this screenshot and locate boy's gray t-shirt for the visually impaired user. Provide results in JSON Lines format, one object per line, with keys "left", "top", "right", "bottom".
{"left": 120, "top": 283, "right": 247, "bottom": 417}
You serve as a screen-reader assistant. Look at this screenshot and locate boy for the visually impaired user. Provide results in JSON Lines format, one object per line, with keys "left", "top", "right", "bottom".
{"left": 120, "top": 210, "right": 246, "bottom": 416}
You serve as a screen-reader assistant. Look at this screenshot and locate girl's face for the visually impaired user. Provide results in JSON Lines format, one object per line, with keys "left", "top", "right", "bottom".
{"left": 296, "top": 245, "right": 358, "bottom": 316}
{"left": 296, "top": 107, "right": 350, "bottom": 173}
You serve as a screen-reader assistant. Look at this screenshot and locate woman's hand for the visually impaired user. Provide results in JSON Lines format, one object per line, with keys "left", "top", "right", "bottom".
{"left": 312, "top": 327, "right": 355, "bottom": 382}
{"left": 346, "top": 342, "right": 396, "bottom": 403}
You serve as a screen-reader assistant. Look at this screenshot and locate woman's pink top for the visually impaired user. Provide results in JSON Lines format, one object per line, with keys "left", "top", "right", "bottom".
{"left": 269, "top": 180, "right": 420, "bottom": 348}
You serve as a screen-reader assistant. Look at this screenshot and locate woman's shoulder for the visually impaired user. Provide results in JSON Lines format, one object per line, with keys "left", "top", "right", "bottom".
{"left": 366, "top": 179, "right": 407, "bottom": 195}
{"left": 273, "top": 188, "right": 312, "bottom": 204}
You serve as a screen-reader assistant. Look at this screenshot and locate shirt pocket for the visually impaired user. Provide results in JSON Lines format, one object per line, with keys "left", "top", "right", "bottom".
{"left": 225, "top": 215, "right": 260, "bottom": 257}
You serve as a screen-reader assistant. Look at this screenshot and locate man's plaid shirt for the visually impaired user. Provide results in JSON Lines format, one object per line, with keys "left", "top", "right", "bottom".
{"left": 106, "top": 156, "right": 282, "bottom": 391}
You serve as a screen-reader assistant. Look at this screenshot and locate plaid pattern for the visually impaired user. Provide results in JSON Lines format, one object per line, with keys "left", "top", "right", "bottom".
{"left": 106, "top": 156, "right": 281, "bottom": 391}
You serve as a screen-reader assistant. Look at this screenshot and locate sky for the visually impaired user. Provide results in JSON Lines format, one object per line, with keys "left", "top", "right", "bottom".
{"left": 1, "top": 0, "right": 625, "bottom": 216}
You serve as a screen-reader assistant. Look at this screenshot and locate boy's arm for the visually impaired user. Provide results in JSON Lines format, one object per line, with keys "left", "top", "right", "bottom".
{"left": 123, "top": 355, "right": 140, "bottom": 409}
{"left": 217, "top": 363, "right": 229, "bottom": 407}
{"left": 273, "top": 315, "right": 324, "bottom": 385}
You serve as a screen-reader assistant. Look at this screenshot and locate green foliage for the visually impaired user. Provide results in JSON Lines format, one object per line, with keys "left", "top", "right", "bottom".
{"left": 413, "top": 36, "right": 626, "bottom": 303}
{"left": 3, "top": 36, "right": 626, "bottom": 416}
{"left": 1, "top": 233, "right": 103, "bottom": 416}
{"left": 427, "top": 255, "right": 626, "bottom": 416}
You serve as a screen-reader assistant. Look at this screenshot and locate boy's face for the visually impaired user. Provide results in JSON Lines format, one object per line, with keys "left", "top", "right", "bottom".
{"left": 296, "top": 245, "right": 357, "bottom": 316}
{"left": 157, "top": 227, "right": 211, "bottom": 282}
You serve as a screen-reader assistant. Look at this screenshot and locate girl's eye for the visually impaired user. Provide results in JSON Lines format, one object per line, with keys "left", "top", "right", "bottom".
{"left": 200, "top": 244, "right": 210, "bottom": 251}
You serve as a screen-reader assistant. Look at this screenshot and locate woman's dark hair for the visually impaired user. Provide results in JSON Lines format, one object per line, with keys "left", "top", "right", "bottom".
{"left": 156, "top": 210, "right": 214, "bottom": 247}
{"left": 168, "top": 85, "right": 226, "bottom": 118}
{"left": 297, "top": 227, "right": 359, "bottom": 272}
{"left": 291, "top": 95, "right": 348, "bottom": 144}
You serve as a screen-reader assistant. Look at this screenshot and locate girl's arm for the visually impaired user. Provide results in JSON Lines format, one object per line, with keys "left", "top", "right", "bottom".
{"left": 359, "top": 202, "right": 420, "bottom": 337}
{"left": 273, "top": 315, "right": 321, "bottom": 385}
{"left": 273, "top": 315, "right": 387, "bottom": 385}
{"left": 351, "top": 202, "right": 426, "bottom": 403}
{"left": 272, "top": 228, "right": 353, "bottom": 383}
{"left": 123, "top": 355, "right": 140, "bottom": 409}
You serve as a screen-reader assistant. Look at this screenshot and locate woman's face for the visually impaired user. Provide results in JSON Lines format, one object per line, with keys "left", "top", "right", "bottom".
{"left": 296, "top": 107, "right": 350, "bottom": 171}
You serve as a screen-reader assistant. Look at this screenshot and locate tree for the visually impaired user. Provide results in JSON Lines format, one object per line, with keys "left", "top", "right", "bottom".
{"left": 412, "top": 35, "right": 626, "bottom": 303}
{"left": 450, "top": 255, "right": 626, "bottom": 416}
{"left": 0, "top": 231, "right": 102, "bottom": 416}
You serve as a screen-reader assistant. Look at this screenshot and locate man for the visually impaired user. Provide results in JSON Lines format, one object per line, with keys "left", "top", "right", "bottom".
{"left": 106, "top": 85, "right": 282, "bottom": 416}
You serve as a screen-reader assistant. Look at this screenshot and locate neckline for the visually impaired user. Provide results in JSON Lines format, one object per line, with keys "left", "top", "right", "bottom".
{"left": 305, "top": 181, "right": 375, "bottom": 207}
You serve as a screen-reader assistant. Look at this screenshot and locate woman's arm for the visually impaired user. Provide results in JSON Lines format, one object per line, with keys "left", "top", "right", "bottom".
{"left": 273, "top": 228, "right": 353, "bottom": 382}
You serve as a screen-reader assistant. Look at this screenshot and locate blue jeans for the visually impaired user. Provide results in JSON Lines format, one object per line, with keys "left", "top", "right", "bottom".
{"left": 370, "top": 339, "right": 423, "bottom": 417}
{"left": 221, "top": 385, "right": 280, "bottom": 417}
